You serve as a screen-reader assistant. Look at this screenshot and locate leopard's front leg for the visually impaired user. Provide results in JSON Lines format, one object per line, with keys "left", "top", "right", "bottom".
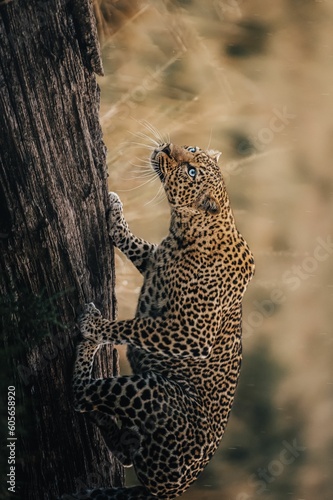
{"left": 72, "top": 334, "right": 100, "bottom": 412}
{"left": 108, "top": 192, "right": 156, "bottom": 273}
{"left": 79, "top": 303, "right": 216, "bottom": 359}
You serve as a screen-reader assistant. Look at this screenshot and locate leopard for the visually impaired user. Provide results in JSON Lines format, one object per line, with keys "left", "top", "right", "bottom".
{"left": 67, "top": 142, "right": 255, "bottom": 499}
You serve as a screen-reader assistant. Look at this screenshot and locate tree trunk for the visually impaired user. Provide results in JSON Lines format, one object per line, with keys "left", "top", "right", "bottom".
{"left": 0, "top": 1, "right": 123, "bottom": 498}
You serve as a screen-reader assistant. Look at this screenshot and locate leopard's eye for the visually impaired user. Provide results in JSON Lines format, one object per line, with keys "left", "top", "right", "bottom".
{"left": 187, "top": 146, "right": 196, "bottom": 153}
{"left": 187, "top": 165, "right": 197, "bottom": 179}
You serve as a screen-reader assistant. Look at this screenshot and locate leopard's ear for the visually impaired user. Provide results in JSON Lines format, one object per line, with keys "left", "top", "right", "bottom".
{"left": 196, "top": 193, "right": 221, "bottom": 215}
{"left": 207, "top": 149, "right": 222, "bottom": 163}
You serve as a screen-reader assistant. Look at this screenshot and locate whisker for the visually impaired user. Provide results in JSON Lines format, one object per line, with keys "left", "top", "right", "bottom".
{"left": 154, "top": 188, "right": 168, "bottom": 208}
{"left": 117, "top": 176, "right": 158, "bottom": 193}
{"left": 129, "top": 167, "right": 154, "bottom": 176}
{"left": 126, "top": 169, "right": 157, "bottom": 180}
{"left": 132, "top": 160, "right": 154, "bottom": 169}
{"left": 130, "top": 160, "right": 153, "bottom": 167}
{"left": 129, "top": 120, "right": 171, "bottom": 153}
{"left": 129, "top": 161, "right": 153, "bottom": 171}
{"left": 130, "top": 118, "right": 162, "bottom": 146}
{"left": 133, "top": 130, "right": 160, "bottom": 146}
{"left": 140, "top": 120, "right": 169, "bottom": 145}
{"left": 144, "top": 182, "right": 166, "bottom": 207}
{"left": 206, "top": 128, "right": 213, "bottom": 150}
{"left": 124, "top": 164, "right": 156, "bottom": 178}
{"left": 125, "top": 173, "right": 156, "bottom": 181}
{"left": 116, "top": 172, "right": 152, "bottom": 182}
{"left": 139, "top": 120, "right": 164, "bottom": 142}
{"left": 122, "top": 175, "right": 155, "bottom": 183}
{"left": 127, "top": 128, "right": 157, "bottom": 145}
{"left": 127, "top": 138, "right": 157, "bottom": 150}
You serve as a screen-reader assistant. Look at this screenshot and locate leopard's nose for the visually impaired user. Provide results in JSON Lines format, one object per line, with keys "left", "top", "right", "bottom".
{"left": 160, "top": 144, "right": 171, "bottom": 156}
{"left": 157, "top": 144, "right": 174, "bottom": 159}
{"left": 152, "top": 143, "right": 173, "bottom": 161}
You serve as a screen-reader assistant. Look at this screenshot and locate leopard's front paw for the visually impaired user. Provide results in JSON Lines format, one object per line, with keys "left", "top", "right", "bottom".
{"left": 109, "top": 191, "right": 123, "bottom": 211}
{"left": 78, "top": 302, "right": 103, "bottom": 344}
{"left": 108, "top": 191, "right": 124, "bottom": 225}
{"left": 108, "top": 192, "right": 127, "bottom": 245}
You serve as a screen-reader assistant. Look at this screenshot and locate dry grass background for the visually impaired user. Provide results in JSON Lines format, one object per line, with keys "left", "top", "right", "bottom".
{"left": 95, "top": 1, "right": 333, "bottom": 498}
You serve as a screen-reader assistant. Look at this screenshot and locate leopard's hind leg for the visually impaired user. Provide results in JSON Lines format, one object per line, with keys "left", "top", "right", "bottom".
{"left": 73, "top": 341, "right": 141, "bottom": 467}
{"left": 71, "top": 340, "right": 203, "bottom": 499}
{"left": 88, "top": 411, "right": 140, "bottom": 467}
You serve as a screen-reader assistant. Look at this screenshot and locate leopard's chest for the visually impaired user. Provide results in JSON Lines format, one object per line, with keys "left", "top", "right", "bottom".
{"left": 136, "top": 246, "right": 196, "bottom": 318}
{"left": 136, "top": 237, "right": 252, "bottom": 318}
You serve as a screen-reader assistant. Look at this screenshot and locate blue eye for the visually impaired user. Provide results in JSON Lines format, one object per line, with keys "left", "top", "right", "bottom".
{"left": 187, "top": 146, "right": 196, "bottom": 153}
{"left": 187, "top": 165, "right": 197, "bottom": 179}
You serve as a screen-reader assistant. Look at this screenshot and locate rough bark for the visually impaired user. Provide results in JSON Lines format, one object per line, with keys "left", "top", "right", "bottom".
{"left": 0, "top": 0, "right": 123, "bottom": 498}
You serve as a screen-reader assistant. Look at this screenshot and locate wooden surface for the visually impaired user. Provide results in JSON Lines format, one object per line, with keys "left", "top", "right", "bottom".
{"left": 0, "top": 0, "right": 123, "bottom": 497}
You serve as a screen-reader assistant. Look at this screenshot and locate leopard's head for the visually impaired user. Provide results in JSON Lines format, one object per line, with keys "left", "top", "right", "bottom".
{"left": 151, "top": 143, "right": 227, "bottom": 215}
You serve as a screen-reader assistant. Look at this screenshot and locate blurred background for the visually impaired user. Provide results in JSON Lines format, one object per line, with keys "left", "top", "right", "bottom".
{"left": 95, "top": 1, "right": 333, "bottom": 498}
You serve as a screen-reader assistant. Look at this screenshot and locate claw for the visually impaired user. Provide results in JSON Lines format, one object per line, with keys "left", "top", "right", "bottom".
{"left": 78, "top": 302, "right": 101, "bottom": 325}
{"left": 108, "top": 191, "right": 122, "bottom": 209}
{"left": 85, "top": 302, "right": 99, "bottom": 314}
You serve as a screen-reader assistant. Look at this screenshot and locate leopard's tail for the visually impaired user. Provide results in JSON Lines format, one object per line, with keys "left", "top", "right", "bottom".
{"left": 61, "top": 486, "right": 160, "bottom": 499}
